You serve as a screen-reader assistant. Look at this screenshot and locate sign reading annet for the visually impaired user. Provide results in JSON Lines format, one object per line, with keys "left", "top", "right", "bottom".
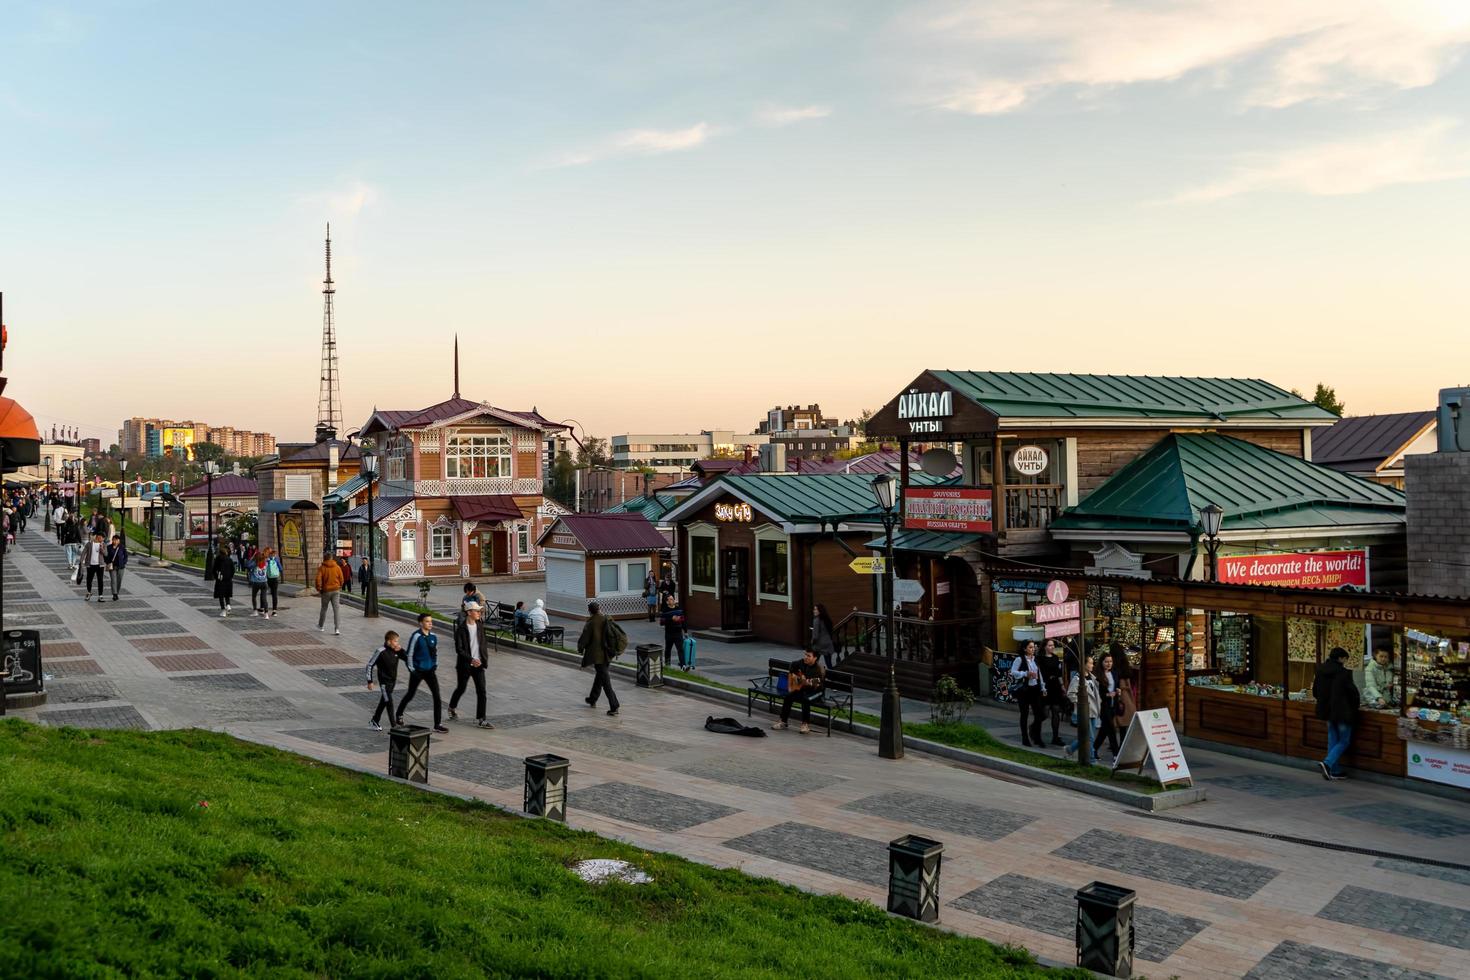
{"left": 1113, "top": 708, "right": 1192, "bottom": 786}
{"left": 1218, "top": 549, "right": 1367, "bottom": 590}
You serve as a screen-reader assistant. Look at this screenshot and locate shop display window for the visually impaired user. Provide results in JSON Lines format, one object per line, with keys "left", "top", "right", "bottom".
{"left": 1188, "top": 613, "right": 1285, "bottom": 699}
{"left": 690, "top": 535, "right": 716, "bottom": 591}
{"left": 1404, "top": 628, "right": 1470, "bottom": 725}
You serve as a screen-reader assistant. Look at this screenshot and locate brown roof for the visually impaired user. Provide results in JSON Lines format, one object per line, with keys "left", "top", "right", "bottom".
{"left": 1313, "top": 411, "right": 1436, "bottom": 470}
{"left": 278, "top": 439, "right": 361, "bottom": 465}
{"left": 364, "top": 398, "right": 558, "bottom": 434}
{"left": 541, "top": 513, "right": 669, "bottom": 554}
{"left": 450, "top": 495, "right": 524, "bottom": 523}
{"left": 177, "top": 474, "right": 259, "bottom": 498}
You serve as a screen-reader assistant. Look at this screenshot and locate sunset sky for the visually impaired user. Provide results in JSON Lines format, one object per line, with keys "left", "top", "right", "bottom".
{"left": 3, "top": 2, "right": 1469, "bottom": 446}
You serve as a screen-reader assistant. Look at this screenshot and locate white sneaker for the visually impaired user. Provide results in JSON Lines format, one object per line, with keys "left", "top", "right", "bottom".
{"left": 219, "top": 610, "right": 228, "bottom": 618}
{"left": 333, "top": 629, "right": 341, "bottom": 636}
{"left": 320, "top": 626, "right": 326, "bottom": 633}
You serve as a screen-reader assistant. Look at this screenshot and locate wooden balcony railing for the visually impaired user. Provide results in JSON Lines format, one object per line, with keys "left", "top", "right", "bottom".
{"left": 1003, "top": 484, "right": 1064, "bottom": 530}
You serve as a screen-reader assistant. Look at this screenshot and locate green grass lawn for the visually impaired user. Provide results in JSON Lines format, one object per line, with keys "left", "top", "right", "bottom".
{"left": 0, "top": 722, "right": 1076, "bottom": 979}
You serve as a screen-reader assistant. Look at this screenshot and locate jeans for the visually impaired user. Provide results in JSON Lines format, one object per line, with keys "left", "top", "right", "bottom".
{"left": 588, "top": 663, "right": 620, "bottom": 710}
{"left": 1324, "top": 721, "right": 1353, "bottom": 775}
{"left": 109, "top": 567, "right": 125, "bottom": 599}
{"left": 1068, "top": 717, "right": 1100, "bottom": 754}
{"left": 780, "top": 691, "right": 816, "bottom": 725}
{"left": 318, "top": 591, "right": 340, "bottom": 630}
{"left": 268, "top": 579, "right": 279, "bottom": 611}
{"left": 64, "top": 543, "right": 79, "bottom": 566}
{"left": 85, "top": 565, "right": 105, "bottom": 597}
{"left": 450, "top": 663, "right": 487, "bottom": 721}
{"left": 398, "top": 669, "right": 442, "bottom": 727}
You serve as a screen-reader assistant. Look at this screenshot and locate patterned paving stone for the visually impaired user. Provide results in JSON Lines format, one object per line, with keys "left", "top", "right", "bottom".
{"left": 1335, "top": 802, "right": 1470, "bottom": 840}
{"left": 1317, "top": 886, "right": 1470, "bottom": 950}
{"left": 301, "top": 667, "right": 368, "bottom": 687}
{"left": 146, "top": 653, "right": 237, "bottom": 672}
{"left": 96, "top": 599, "right": 155, "bottom": 609}
{"left": 33, "top": 626, "right": 75, "bottom": 640}
{"left": 4, "top": 612, "right": 64, "bottom": 626}
{"left": 339, "top": 690, "right": 384, "bottom": 709}
{"left": 8, "top": 602, "right": 53, "bottom": 613}
{"left": 547, "top": 725, "right": 681, "bottom": 762}
{"left": 841, "top": 791, "right": 1036, "bottom": 842}
{"left": 1374, "top": 858, "right": 1470, "bottom": 888}
{"left": 1243, "top": 941, "right": 1452, "bottom": 980}
{"left": 948, "top": 873, "right": 1209, "bottom": 964}
{"left": 218, "top": 617, "right": 287, "bottom": 631}
{"left": 169, "top": 673, "right": 269, "bottom": 692}
{"left": 271, "top": 648, "right": 356, "bottom": 667}
{"left": 724, "top": 821, "right": 889, "bottom": 887}
{"left": 246, "top": 631, "right": 322, "bottom": 647}
{"left": 38, "top": 705, "right": 150, "bottom": 730}
{"left": 1202, "top": 774, "right": 1333, "bottom": 800}
{"left": 111, "top": 621, "right": 189, "bottom": 636}
{"left": 284, "top": 726, "right": 391, "bottom": 755}
{"left": 39, "top": 641, "right": 88, "bottom": 659}
{"left": 47, "top": 658, "right": 104, "bottom": 677}
{"left": 433, "top": 748, "right": 529, "bottom": 789}
{"left": 45, "top": 679, "right": 123, "bottom": 704}
{"left": 571, "top": 781, "right": 739, "bottom": 832}
{"left": 129, "top": 635, "right": 210, "bottom": 652}
{"left": 672, "top": 755, "right": 846, "bottom": 797}
{"left": 1051, "top": 829, "right": 1279, "bottom": 899}
{"left": 97, "top": 608, "right": 175, "bottom": 623}
{"left": 198, "top": 696, "right": 308, "bottom": 723}
{"left": 483, "top": 712, "right": 554, "bottom": 729}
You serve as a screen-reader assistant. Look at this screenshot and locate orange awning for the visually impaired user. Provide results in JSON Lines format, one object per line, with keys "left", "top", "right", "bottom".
{"left": 0, "top": 396, "right": 42, "bottom": 470}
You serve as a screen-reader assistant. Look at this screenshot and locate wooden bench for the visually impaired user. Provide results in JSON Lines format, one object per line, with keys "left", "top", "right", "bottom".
{"left": 746, "top": 658, "right": 855, "bottom": 737}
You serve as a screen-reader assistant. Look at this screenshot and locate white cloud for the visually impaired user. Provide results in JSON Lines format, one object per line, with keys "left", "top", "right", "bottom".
{"left": 756, "top": 105, "right": 833, "bottom": 126}
{"left": 908, "top": 0, "right": 1470, "bottom": 114}
{"left": 554, "top": 123, "right": 713, "bottom": 167}
{"left": 1173, "top": 119, "right": 1470, "bottom": 202}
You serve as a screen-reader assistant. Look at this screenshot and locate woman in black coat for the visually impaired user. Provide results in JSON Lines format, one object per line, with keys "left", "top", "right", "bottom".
{"left": 213, "top": 545, "right": 235, "bottom": 616}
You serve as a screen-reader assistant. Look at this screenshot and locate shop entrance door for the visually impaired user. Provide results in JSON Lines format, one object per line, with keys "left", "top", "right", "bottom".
{"left": 478, "top": 531, "right": 495, "bottom": 577}
{"left": 720, "top": 547, "right": 750, "bottom": 631}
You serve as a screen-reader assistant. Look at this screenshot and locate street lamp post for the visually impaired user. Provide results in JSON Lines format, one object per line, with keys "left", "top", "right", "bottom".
{"left": 361, "top": 449, "right": 379, "bottom": 617}
{"left": 118, "top": 459, "right": 128, "bottom": 546}
{"left": 43, "top": 456, "right": 53, "bottom": 530}
{"left": 870, "top": 473, "right": 904, "bottom": 760}
{"left": 203, "top": 460, "right": 218, "bottom": 580}
{"left": 1200, "top": 503, "right": 1224, "bottom": 583}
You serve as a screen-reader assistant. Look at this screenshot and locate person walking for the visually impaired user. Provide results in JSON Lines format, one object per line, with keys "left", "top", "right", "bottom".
{"left": 264, "top": 547, "right": 281, "bottom": 618}
{"left": 315, "top": 553, "right": 344, "bottom": 635}
{"left": 1040, "top": 638, "right": 1069, "bottom": 746}
{"left": 365, "top": 630, "right": 405, "bottom": 732}
{"left": 1092, "top": 648, "right": 1122, "bottom": 760}
{"left": 1009, "top": 640, "right": 1045, "bottom": 746}
{"left": 660, "top": 594, "right": 686, "bottom": 668}
{"left": 60, "top": 513, "right": 82, "bottom": 569}
{"left": 248, "top": 555, "right": 270, "bottom": 617}
{"left": 337, "top": 555, "right": 353, "bottom": 594}
{"left": 1064, "top": 653, "right": 1101, "bottom": 759}
{"left": 213, "top": 543, "right": 235, "bottom": 616}
{"left": 396, "top": 613, "right": 447, "bottom": 733}
{"left": 105, "top": 533, "right": 128, "bottom": 601}
{"left": 1114, "top": 646, "right": 1140, "bottom": 731}
{"left": 643, "top": 569, "right": 659, "bottom": 622}
{"left": 449, "top": 601, "right": 494, "bottom": 729}
{"left": 810, "top": 602, "right": 837, "bottom": 669}
{"left": 1314, "top": 647, "right": 1360, "bottom": 780}
{"left": 577, "top": 601, "right": 621, "bottom": 717}
{"left": 81, "top": 532, "right": 107, "bottom": 601}
{"left": 357, "top": 557, "right": 370, "bottom": 595}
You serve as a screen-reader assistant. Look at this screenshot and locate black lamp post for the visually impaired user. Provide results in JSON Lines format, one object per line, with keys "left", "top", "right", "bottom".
{"left": 1200, "top": 503, "right": 1224, "bottom": 582}
{"left": 871, "top": 473, "right": 904, "bottom": 760}
{"left": 43, "top": 456, "right": 52, "bottom": 530}
{"left": 361, "top": 449, "right": 379, "bottom": 617}
{"left": 118, "top": 459, "right": 128, "bottom": 546}
{"left": 203, "top": 460, "right": 218, "bottom": 580}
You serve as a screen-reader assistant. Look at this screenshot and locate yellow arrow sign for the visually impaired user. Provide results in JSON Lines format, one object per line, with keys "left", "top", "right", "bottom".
{"left": 849, "top": 557, "right": 886, "bottom": 574}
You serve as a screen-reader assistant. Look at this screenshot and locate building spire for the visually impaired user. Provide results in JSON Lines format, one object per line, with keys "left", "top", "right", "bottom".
{"left": 453, "top": 334, "right": 460, "bottom": 399}
{"left": 316, "top": 222, "right": 343, "bottom": 442}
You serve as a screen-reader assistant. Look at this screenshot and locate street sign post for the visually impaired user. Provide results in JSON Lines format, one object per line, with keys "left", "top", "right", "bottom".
{"left": 849, "top": 557, "right": 886, "bottom": 575}
{"left": 893, "top": 579, "right": 925, "bottom": 604}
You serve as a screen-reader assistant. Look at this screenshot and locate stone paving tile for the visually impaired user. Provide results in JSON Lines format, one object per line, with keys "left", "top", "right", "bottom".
{"left": 8, "top": 602, "right": 54, "bottom": 613}
{"left": 1243, "top": 941, "right": 1452, "bottom": 980}
{"left": 32, "top": 626, "right": 76, "bottom": 640}
{"left": 5, "top": 612, "right": 64, "bottom": 626}
{"left": 97, "top": 609, "right": 175, "bottom": 623}
{"left": 130, "top": 635, "right": 210, "bottom": 652}
{"left": 842, "top": 791, "right": 1036, "bottom": 842}
{"left": 1051, "top": 829, "right": 1279, "bottom": 899}
{"left": 571, "top": 781, "right": 740, "bottom": 832}
{"left": 45, "top": 679, "right": 123, "bottom": 704}
{"left": 38, "top": 705, "right": 150, "bottom": 730}
{"left": 47, "top": 659, "right": 104, "bottom": 677}
{"left": 301, "top": 667, "right": 369, "bottom": 688}
{"left": 1317, "top": 885, "right": 1470, "bottom": 950}
{"left": 283, "top": 726, "right": 391, "bottom": 755}
{"left": 217, "top": 618, "right": 288, "bottom": 631}
{"left": 96, "top": 599, "right": 154, "bottom": 609}
{"left": 724, "top": 821, "right": 890, "bottom": 888}
{"left": 545, "top": 725, "right": 682, "bottom": 762}
{"left": 1202, "top": 774, "right": 1333, "bottom": 800}
{"left": 339, "top": 690, "right": 383, "bottom": 709}
{"left": 196, "top": 696, "right": 308, "bottom": 723}
{"left": 948, "top": 873, "right": 1209, "bottom": 964}
{"left": 246, "top": 631, "right": 322, "bottom": 647}
{"left": 1374, "top": 858, "right": 1470, "bottom": 888}
{"left": 146, "top": 653, "right": 237, "bottom": 672}
{"left": 38, "top": 641, "right": 87, "bottom": 659}
{"left": 485, "top": 712, "right": 557, "bottom": 729}
{"left": 111, "top": 621, "right": 189, "bottom": 636}
{"left": 672, "top": 755, "right": 846, "bottom": 797}
{"left": 169, "top": 673, "right": 269, "bottom": 692}
{"left": 433, "top": 748, "right": 529, "bottom": 789}
{"left": 271, "top": 648, "right": 357, "bottom": 667}
{"left": 1335, "top": 802, "right": 1470, "bottom": 840}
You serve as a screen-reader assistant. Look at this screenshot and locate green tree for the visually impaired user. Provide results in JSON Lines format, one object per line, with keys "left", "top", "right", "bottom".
{"left": 191, "top": 441, "right": 226, "bottom": 463}
{"left": 547, "top": 450, "right": 577, "bottom": 507}
{"left": 574, "top": 436, "right": 610, "bottom": 468}
{"left": 1292, "top": 384, "right": 1346, "bottom": 417}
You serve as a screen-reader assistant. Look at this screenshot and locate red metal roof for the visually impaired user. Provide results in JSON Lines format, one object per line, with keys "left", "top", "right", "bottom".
{"left": 177, "top": 474, "right": 259, "bottom": 498}
{"left": 450, "top": 494, "right": 525, "bottom": 523}
{"left": 545, "top": 513, "right": 669, "bottom": 554}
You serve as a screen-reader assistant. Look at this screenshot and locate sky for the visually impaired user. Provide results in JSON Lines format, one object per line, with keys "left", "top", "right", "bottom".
{"left": 3, "top": 1, "right": 1470, "bottom": 446}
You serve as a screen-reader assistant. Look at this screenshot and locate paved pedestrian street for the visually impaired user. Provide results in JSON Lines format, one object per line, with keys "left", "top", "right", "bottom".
{"left": 5, "top": 533, "right": 1470, "bottom": 978}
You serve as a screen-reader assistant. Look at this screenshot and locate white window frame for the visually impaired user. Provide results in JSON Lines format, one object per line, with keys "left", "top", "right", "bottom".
{"left": 430, "top": 524, "right": 455, "bottom": 561}
{"left": 687, "top": 522, "right": 719, "bottom": 596}
{"left": 445, "top": 433, "right": 511, "bottom": 480}
{"left": 399, "top": 527, "right": 417, "bottom": 562}
{"left": 386, "top": 435, "right": 412, "bottom": 482}
{"left": 753, "top": 525, "right": 792, "bottom": 607}
{"left": 593, "top": 559, "right": 645, "bottom": 597}
{"left": 516, "top": 523, "right": 531, "bottom": 556}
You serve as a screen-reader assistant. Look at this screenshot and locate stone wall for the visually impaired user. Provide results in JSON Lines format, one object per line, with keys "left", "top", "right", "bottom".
{"left": 1406, "top": 452, "right": 1470, "bottom": 598}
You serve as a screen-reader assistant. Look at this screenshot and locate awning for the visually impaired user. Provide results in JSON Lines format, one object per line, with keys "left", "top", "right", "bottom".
{"left": 451, "top": 494, "right": 523, "bottom": 524}
{"left": 864, "top": 529, "right": 980, "bottom": 555}
{"left": 337, "top": 496, "right": 412, "bottom": 525}
{"left": 323, "top": 473, "right": 369, "bottom": 506}
{"left": 0, "top": 395, "right": 42, "bottom": 471}
{"left": 260, "top": 499, "right": 321, "bottom": 514}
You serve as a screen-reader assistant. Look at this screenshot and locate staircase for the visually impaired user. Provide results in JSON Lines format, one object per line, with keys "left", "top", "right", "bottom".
{"left": 691, "top": 627, "right": 759, "bottom": 644}
{"left": 831, "top": 610, "right": 986, "bottom": 700}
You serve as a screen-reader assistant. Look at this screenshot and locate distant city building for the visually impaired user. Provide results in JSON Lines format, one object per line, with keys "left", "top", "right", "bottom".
{"left": 757, "top": 403, "right": 837, "bottom": 434}
{"left": 766, "top": 425, "right": 854, "bottom": 460}
{"left": 610, "top": 430, "right": 768, "bottom": 473}
{"left": 80, "top": 438, "right": 101, "bottom": 455}
{"left": 120, "top": 417, "right": 276, "bottom": 459}
{"left": 581, "top": 469, "right": 690, "bottom": 513}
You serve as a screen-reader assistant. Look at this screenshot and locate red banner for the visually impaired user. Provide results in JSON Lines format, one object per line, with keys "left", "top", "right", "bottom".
{"left": 1217, "top": 550, "right": 1368, "bottom": 590}
{"left": 903, "top": 487, "right": 992, "bottom": 533}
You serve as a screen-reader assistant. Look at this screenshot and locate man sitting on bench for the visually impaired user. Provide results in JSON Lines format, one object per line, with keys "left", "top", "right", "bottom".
{"left": 772, "top": 648, "right": 825, "bottom": 734}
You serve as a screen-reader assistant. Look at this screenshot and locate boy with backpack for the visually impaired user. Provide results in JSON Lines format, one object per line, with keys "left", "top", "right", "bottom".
{"left": 366, "top": 630, "right": 406, "bottom": 732}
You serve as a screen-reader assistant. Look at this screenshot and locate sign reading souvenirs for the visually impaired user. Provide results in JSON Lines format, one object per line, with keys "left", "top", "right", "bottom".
{"left": 1218, "top": 549, "right": 1368, "bottom": 590}
{"left": 714, "top": 502, "right": 753, "bottom": 523}
{"left": 849, "top": 556, "right": 886, "bottom": 575}
{"left": 902, "top": 487, "right": 993, "bottom": 533}
{"left": 1113, "top": 708, "right": 1192, "bottom": 786}
{"left": 896, "top": 388, "right": 953, "bottom": 434}
{"left": 1010, "top": 445, "right": 1049, "bottom": 476}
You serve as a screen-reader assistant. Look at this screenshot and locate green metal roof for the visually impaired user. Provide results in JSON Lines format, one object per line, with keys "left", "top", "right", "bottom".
{"left": 603, "top": 493, "right": 676, "bottom": 521}
{"left": 863, "top": 529, "right": 980, "bottom": 554}
{"left": 1049, "top": 433, "right": 1405, "bottom": 534}
{"left": 930, "top": 371, "right": 1336, "bottom": 422}
{"left": 667, "top": 472, "right": 948, "bottom": 525}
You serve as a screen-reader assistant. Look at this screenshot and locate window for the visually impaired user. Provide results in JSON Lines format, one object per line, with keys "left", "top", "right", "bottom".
{"left": 597, "top": 563, "right": 621, "bottom": 594}
{"left": 626, "top": 560, "right": 649, "bottom": 588}
{"left": 516, "top": 524, "right": 530, "bottom": 555}
{"left": 399, "top": 527, "right": 417, "bottom": 562}
{"left": 430, "top": 524, "right": 454, "bottom": 560}
{"left": 386, "top": 435, "right": 411, "bottom": 482}
{"left": 445, "top": 434, "right": 511, "bottom": 479}
{"left": 690, "top": 531, "right": 717, "bottom": 592}
{"left": 758, "top": 536, "right": 789, "bottom": 599}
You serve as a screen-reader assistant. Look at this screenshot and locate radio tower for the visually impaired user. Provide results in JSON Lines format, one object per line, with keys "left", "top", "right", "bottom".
{"left": 315, "top": 222, "right": 343, "bottom": 442}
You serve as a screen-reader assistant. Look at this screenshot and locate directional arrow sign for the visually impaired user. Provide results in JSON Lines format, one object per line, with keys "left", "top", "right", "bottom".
{"left": 849, "top": 557, "right": 886, "bottom": 575}
{"left": 893, "top": 579, "right": 926, "bottom": 604}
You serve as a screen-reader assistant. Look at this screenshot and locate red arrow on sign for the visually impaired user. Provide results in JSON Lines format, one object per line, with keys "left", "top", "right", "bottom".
{"left": 1166, "top": 762, "right": 1179, "bottom": 771}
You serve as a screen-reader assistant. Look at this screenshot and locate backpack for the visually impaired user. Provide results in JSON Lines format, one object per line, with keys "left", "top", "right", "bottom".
{"left": 603, "top": 619, "right": 629, "bottom": 658}
{"left": 266, "top": 557, "right": 280, "bottom": 579}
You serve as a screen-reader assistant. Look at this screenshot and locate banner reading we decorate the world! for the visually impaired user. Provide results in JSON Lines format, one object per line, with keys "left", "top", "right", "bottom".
{"left": 1217, "top": 549, "right": 1368, "bottom": 590}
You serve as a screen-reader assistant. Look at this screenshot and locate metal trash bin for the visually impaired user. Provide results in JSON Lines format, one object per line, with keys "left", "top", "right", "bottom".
{"left": 388, "top": 725, "right": 431, "bottom": 784}
{"left": 1076, "top": 881, "right": 1136, "bottom": 978}
{"left": 635, "top": 644, "right": 664, "bottom": 688}
{"left": 887, "top": 835, "right": 944, "bottom": 922}
{"left": 524, "top": 753, "right": 570, "bottom": 821}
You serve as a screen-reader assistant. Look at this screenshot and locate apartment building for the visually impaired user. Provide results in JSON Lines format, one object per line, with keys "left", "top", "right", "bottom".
{"left": 610, "top": 430, "right": 768, "bottom": 473}
{"left": 119, "top": 417, "right": 277, "bottom": 459}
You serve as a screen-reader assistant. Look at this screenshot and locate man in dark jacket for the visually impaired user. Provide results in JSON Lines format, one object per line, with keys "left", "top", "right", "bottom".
{"left": 1313, "top": 647, "right": 1360, "bottom": 780}
{"left": 577, "top": 601, "right": 620, "bottom": 716}
{"left": 449, "top": 602, "right": 494, "bottom": 729}
{"left": 396, "top": 614, "right": 447, "bottom": 733}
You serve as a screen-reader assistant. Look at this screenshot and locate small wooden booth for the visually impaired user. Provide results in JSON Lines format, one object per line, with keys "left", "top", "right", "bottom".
{"left": 538, "top": 513, "right": 669, "bottom": 621}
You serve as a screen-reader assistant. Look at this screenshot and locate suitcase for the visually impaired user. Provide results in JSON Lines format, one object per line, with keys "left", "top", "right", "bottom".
{"left": 682, "top": 635, "right": 697, "bottom": 669}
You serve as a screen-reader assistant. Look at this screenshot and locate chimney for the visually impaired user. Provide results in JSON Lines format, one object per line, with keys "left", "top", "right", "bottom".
{"left": 643, "top": 471, "right": 654, "bottom": 499}
{"left": 759, "top": 442, "right": 786, "bottom": 473}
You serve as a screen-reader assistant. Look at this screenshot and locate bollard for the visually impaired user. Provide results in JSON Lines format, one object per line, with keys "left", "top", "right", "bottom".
{"left": 524, "top": 753, "right": 570, "bottom": 821}
{"left": 635, "top": 644, "right": 664, "bottom": 688}
{"left": 887, "top": 835, "right": 944, "bottom": 922}
{"left": 1076, "top": 881, "right": 1136, "bottom": 978}
{"left": 388, "top": 725, "right": 431, "bottom": 784}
